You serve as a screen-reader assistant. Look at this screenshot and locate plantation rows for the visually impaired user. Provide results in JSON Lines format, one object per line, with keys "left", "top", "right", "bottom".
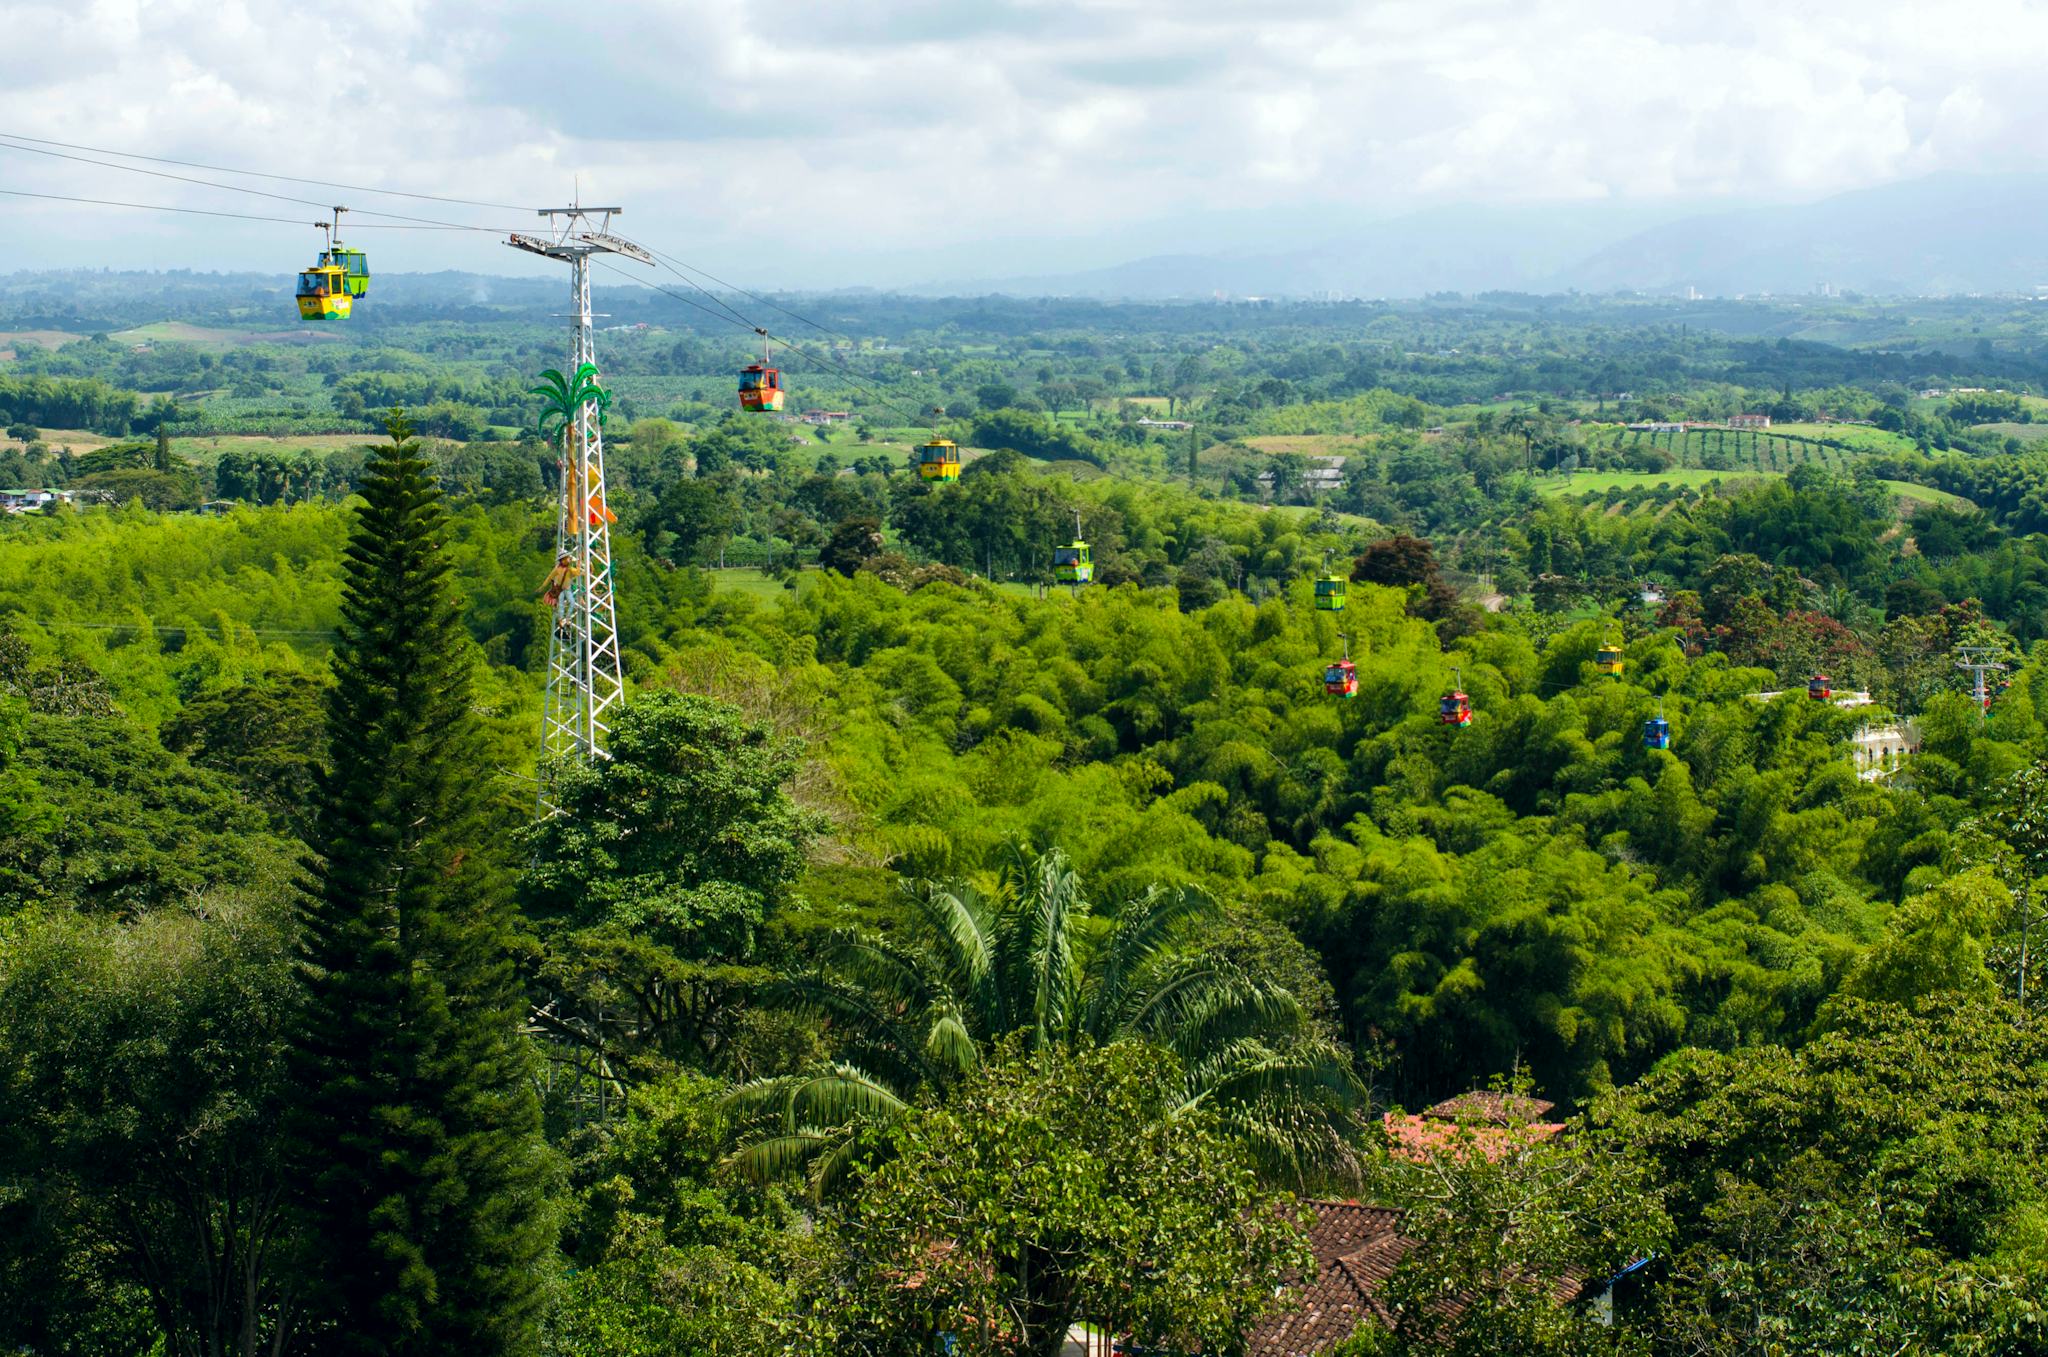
{"left": 1590, "top": 424, "right": 1862, "bottom": 473}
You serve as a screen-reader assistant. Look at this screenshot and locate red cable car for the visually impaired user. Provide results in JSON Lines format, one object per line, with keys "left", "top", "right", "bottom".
{"left": 1807, "top": 674, "right": 1832, "bottom": 701}
{"left": 738, "top": 363, "right": 784, "bottom": 412}
{"left": 1439, "top": 690, "right": 1472, "bottom": 726}
{"left": 739, "top": 330, "right": 784, "bottom": 412}
{"left": 1323, "top": 632, "right": 1359, "bottom": 698}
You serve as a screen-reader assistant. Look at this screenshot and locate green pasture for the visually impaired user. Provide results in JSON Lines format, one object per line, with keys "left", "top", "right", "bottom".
{"left": 1540, "top": 468, "right": 1966, "bottom": 510}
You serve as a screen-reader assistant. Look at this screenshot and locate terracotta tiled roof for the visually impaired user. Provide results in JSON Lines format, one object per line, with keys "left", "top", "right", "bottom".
{"left": 1381, "top": 1112, "right": 1565, "bottom": 1163}
{"left": 1246, "top": 1202, "right": 1410, "bottom": 1357}
{"left": 1421, "top": 1090, "right": 1557, "bottom": 1122}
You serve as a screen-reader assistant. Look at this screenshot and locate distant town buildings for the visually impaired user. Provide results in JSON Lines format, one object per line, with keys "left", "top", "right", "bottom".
{"left": 797, "top": 410, "right": 853, "bottom": 425}
{"left": 1727, "top": 413, "right": 1772, "bottom": 430}
{"left": 0, "top": 488, "right": 72, "bottom": 513}
{"left": 1135, "top": 417, "right": 1193, "bottom": 431}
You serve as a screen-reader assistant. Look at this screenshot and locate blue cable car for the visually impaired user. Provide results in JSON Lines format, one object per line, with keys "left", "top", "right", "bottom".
{"left": 1643, "top": 715, "right": 1671, "bottom": 749}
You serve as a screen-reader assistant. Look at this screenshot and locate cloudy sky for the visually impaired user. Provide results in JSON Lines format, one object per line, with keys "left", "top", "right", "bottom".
{"left": 0, "top": 0, "right": 2040, "bottom": 287}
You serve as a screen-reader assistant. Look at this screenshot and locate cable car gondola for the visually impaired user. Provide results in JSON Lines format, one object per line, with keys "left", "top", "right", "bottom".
{"left": 1643, "top": 700, "right": 1670, "bottom": 750}
{"left": 1314, "top": 549, "right": 1347, "bottom": 612}
{"left": 1439, "top": 667, "right": 1472, "bottom": 727}
{"left": 316, "top": 210, "right": 368, "bottom": 298}
{"left": 1595, "top": 640, "right": 1625, "bottom": 677}
{"left": 296, "top": 210, "right": 359, "bottom": 320}
{"left": 1807, "top": 674, "right": 1832, "bottom": 701}
{"left": 1323, "top": 633, "right": 1358, "bottom": 698}
{"left": 916, "top": 437, "right": 961, "bottom": 482}
{"left": 739, "top": 330, "right": 784, "bottom": 412}
{"left": 296, "top": 262, "right": 350, "bottom": 320}
{"left": 1054, "top": 512, "right": 1092, "bottom": 586}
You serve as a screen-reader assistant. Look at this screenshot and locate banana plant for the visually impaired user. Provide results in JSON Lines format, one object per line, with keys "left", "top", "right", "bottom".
{"left": 530, "top": 362, "right": 612, "bottom": 443}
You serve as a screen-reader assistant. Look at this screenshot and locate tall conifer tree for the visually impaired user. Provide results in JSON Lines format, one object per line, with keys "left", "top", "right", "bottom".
{"left": 289, "top": 412, "right": 555, "bottom": 1354}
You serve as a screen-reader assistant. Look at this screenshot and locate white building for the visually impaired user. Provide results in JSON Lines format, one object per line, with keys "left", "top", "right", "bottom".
{"left": 0, "top": 488, "right": 72, "bottom": 514}
{"left": 1851, "top": 721, "right": 1920, "bottom": 781}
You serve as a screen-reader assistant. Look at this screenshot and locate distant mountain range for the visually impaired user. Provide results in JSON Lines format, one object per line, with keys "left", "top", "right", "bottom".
{"left": 914, "top": 174, "right": 2048, "bottom": 301}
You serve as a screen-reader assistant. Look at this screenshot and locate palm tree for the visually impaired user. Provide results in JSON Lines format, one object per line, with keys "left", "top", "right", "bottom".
{"left": 529, "top": 362, "right": 612, "bottom": 443}
{"left": 727, "top": 847, "right": 1362, "bottom": 1195}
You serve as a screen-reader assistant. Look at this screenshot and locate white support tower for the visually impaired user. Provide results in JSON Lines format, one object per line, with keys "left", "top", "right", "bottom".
{"left": 1955, "top": 644, "right": 2008, "bottom": 717}
{"left": 507, "top": 206, "right": 652, "bottom": 782}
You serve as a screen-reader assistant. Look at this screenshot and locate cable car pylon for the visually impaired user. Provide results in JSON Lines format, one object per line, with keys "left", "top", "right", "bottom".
{"left": 507, "top": 201, "right": 652, "bottom": 798}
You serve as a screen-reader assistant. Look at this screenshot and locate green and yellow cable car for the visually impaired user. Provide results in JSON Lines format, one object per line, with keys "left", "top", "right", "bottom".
{"left": 916, "top": 437, "right": 961, "bottom": 481}
{"left": 296, "top": 209, "right": 364, "bottom": 320}
{"left": 1314, "top": 575, "right": 1347, "bottom": 612}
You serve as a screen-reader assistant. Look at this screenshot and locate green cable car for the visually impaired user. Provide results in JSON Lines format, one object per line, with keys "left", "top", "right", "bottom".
{"left": 315, "top": 209, "right": 368, "bottom": 299}
{"left": 1054, "top": 512, "right": 1092, "bottom": 585}
{"left": 1314, "top": 575, "right": 1347, "bottom": 611}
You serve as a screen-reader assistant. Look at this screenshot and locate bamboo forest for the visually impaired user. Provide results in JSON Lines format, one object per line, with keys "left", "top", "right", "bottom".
{"left": 2, "top": 264, "right": 2047, "bottom": 1357}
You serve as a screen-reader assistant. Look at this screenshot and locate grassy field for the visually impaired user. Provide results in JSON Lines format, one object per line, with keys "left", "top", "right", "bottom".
{"left": 1, "top": 428, "right": 121, "bottom": 453}
{"left": 109, "top": 321, "right": 336, "bottom": 350}
{"left": 706, "top": 567, "right": 799, "bottom": 604}
{"left": 1880, "top": 480, "right": 1972, "bottom": 508}
{"left": 0, "top": 329, "right": 85, "bottom": 359}
{"left": 1768, "top": 422, "right": 1920, "bottom": 455}
{"left": 1971, "top": 422, "right": 2048, "bottom": 444}
{"left": 1244, "top": 435, "right": 1370, "bottom": 457}
{"left": 1540, "top": 469, "right": 1967, "bottom": 509}
{"left": 1540, "top": 469, "right": 1770, "bottom": 496}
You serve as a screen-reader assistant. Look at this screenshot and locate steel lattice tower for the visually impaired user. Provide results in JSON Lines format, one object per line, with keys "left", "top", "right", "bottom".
{"left": 507, "top": 206, "right": 650, "bottom": 785}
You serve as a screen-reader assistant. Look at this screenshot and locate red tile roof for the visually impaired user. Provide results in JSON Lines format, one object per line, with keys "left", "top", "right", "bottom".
{"left": 1381, "top": 1112, "right": 1564, "bottom": 1162}
{"left": 1246, "top": 1202, "right": 1411, "bottom": 1357}
{"left": 1421, "top": 1090, "right": 1557, "bottom": 1122}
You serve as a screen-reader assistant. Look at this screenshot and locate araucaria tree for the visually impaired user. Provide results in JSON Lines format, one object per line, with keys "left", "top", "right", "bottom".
{"left": 288, "top": 412, "right": 558, "bottom": 1354}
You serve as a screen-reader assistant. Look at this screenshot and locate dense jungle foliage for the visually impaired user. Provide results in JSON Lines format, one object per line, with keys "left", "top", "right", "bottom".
{"left": 1, "top": 287, "right": 2046, "bottom": 1355}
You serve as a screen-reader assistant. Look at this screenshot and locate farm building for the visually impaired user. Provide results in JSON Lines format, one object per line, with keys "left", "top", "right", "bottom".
{"left": 1727, "top": 413, "right": 1772, "bottom": 429}
{"left": 0, "top": 488, "right": 72, "bottom": 514}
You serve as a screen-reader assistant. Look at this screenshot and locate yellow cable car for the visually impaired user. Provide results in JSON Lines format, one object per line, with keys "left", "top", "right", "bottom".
{"left": 296, "top": 262, "right": 351, "bottom": 320}
{"left": 1595, "top": 642, "right": 1625, "bottom": 677}
{"left": 916, "top": 438, "right": 961, "bottom": 481}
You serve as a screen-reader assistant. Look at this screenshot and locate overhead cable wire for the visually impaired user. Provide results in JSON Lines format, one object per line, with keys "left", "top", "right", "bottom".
{"left": 643, "top": 244, "right": 866, "bottom": 351}
{"left": 0, "top": 188, "right": 504, "bottom": 229}
{"left": 0, "top": 137, "right": 522, "bottom": 232}
{"left": 0, "top": 187, "right": 311, "bottom": 226}
{"left": 0, "top": 130, "right": 534, "bottom": 211}
{"left": 644, "top": 249, "right": 894, "bottom": 396}
{"left": 591, "top": 259, "right": 933, "bottom": 430}
{"left": 621, "top": 237, "right": 935, "bottom": 427}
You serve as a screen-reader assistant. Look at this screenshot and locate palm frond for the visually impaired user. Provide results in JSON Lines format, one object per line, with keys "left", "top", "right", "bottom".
{"left": 901, "top": 879, "right": 997, "bottom": 1023}
{"left": 724, "top": 1130, "right": 836, "bottom": 1185}
{"left": 1143, "top": 968, "right": 1311, "bottom": 1059}
{"left": 1021, "top": 848, "right": 1083, "bottom": 1048}
{"left": 1082, "top": 883, "right": 1219, "bottom": 1038}
{"left": 782, "top": 1062, "right": 911, "bottom": 1128}
{"left": 922, "top": 1005, "right": 980, "bottom": 1077}
{"left": 1178, "top": 1037, "right": 1362, "bottom": 1115}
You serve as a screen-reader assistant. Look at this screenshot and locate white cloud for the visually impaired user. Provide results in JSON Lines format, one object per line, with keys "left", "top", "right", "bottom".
{"left": 0, "top": 0, "right": 2045, "bottom": 283}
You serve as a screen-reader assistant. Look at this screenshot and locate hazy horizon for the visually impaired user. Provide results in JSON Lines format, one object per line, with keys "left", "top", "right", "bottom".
{"left": 3, "top": 1, "right": 2044, "bottom": 292}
